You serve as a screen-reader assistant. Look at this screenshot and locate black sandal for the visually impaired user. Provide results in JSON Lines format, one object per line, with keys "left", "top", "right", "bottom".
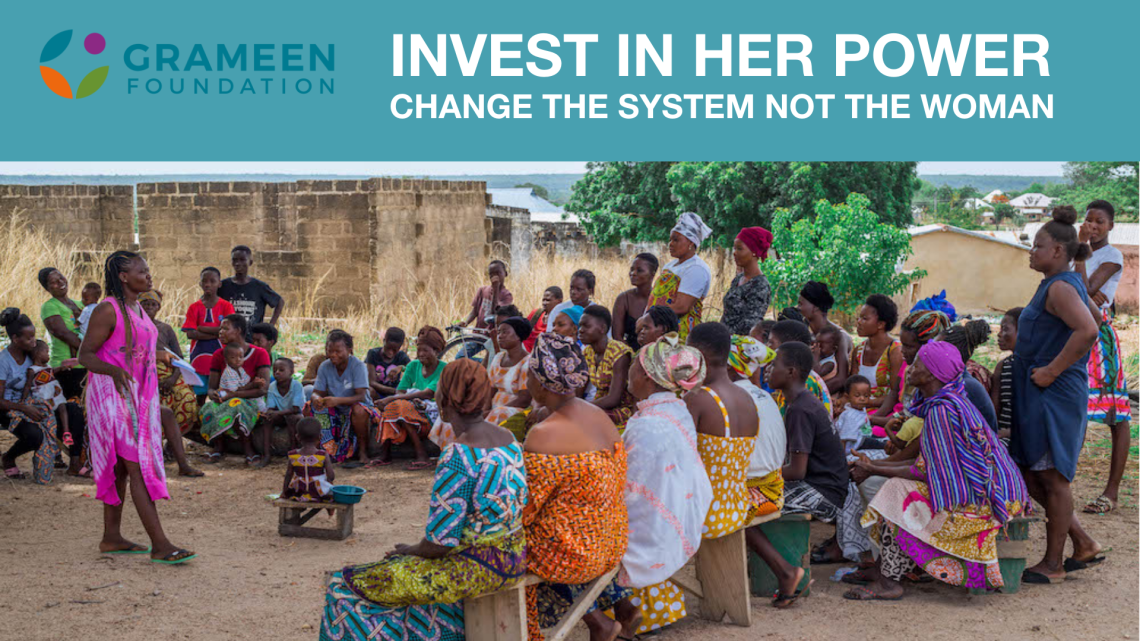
{"left": 1022, "top": 569, "right": 1063, "bottom": 584}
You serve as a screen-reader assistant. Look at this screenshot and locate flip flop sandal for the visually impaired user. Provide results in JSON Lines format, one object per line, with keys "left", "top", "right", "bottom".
{"left": 365, "top": 459, "right": 394, "bottom": 468}
{"left": 842, "top": 585, "right": 903, "bottom": 601}
{"left": 180, "top": 468, "right": 206, "bottom": 478}
{"left": 103, "top": 544, "right": 151, "bottom": 555}
{"left": 810, "top": 549, "right": 844, "bottom": 565}
{"left": 1022, "top": 570, "right": 1063, "bottom": 585}
{"left": 772, "top": 579, "right": 814, "bottom": 608}
{"left": 841, "top": 568, "right": 876, "bottom": 585}
{"left": 245, "top": 455, "right": 261, "bottom": 466}
{"left": 152, "top": 549, "right": 197, "bottom": 565}
{"left": 1063, "top": 556, "right": 1106, "bottom": 572}
{"left": 4, "top": 467, "right": 25, "bottom": 479}
{"left": 1082, "top": 495, "right": 1115, "bottom": 514}
{"left": 203, "top": 452, "right": 222, "bottom": 464}
{"left": 406, "top": 461, "right": 434, "bottom": 471}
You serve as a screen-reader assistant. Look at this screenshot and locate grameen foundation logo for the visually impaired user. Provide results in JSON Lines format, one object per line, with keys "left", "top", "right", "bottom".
{"left": 40, "top": 29, "right": 109, "bottom": 99}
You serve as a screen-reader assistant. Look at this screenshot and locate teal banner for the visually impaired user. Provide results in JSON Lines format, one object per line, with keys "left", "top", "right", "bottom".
{"left": 1, "top": 0, "right": 1135, "bottom": 160}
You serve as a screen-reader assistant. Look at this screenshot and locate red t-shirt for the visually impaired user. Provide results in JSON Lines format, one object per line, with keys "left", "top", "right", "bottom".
{"left": 209, "top": 344, "right": 272, "bottom": 381}
{"left": 182, "top": 298, "right": 236, "bottom": 376}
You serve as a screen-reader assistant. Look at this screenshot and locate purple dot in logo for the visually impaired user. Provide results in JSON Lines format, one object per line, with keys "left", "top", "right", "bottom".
{"left": 84, "top": 33, "right": 105, "bottom": 55}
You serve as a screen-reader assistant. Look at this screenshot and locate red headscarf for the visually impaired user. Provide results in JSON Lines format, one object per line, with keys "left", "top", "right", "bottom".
{"left": 736, "top": 227, "right": 773, "bottom": 261}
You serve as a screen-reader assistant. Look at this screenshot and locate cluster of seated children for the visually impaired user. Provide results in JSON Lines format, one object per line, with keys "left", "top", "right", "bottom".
{"left": 308, "top": 252, "right": 1071, "bottom": 641}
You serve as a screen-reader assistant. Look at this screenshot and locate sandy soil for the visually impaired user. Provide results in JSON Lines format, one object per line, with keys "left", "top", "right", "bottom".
{"left": 2, "top": 434, "right": 1137, "bottom": 641}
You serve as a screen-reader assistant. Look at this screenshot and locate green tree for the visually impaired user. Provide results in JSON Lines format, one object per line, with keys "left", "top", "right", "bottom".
{"left": 567, "top": 161, "right": 919, "bottom": 247}
{"left": 992, "top": 202, "right": 1024, "bottom": 227}
{"left": 1052, "top": 162, "right": 1139, "bottom": 221}
{"left": 513, "top": 182, "right": 550, "bottom": 201}
{"left": 762, "top": 193, "right": 924, "bottom": 315}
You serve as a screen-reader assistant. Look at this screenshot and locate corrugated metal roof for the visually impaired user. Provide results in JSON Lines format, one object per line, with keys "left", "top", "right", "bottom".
{"left": 487, "top": 188, "right": 564, "bottom": 214}
{"left": 908, "top": 224, "right": 1030, "bottom": 251}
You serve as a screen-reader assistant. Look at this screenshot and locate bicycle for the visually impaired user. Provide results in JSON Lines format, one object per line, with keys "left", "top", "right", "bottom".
{"left": 440, "top": 324, "right": 496, "bottom": 365}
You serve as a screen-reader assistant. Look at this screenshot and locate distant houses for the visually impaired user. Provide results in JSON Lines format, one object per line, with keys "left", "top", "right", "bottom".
{"left": 1008, "top": 192, "right": 1054, "bottom": 221}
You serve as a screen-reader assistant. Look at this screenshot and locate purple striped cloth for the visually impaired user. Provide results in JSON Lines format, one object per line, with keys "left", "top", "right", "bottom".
{"left": 909, "top": 376, "right": 1029, "bottom": 524}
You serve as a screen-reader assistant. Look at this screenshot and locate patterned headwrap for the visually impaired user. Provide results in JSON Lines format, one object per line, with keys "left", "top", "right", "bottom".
{"left": 638, "top": 333, "right": 706, "bottom": 392}
{"left": 728, "top": 335, "right": 774, "bottom": 377}
{"left": 417, "top": 325, "right": 445, "bottom": 353}
{"left": 529, "top": 332, "right": 589, "bottom": 395}
{"left": 557, "top": 305, "right": 585, "bottom": 328}
{"left": 736, "top": 227, "right": 773, "bottom": 261}
{"left": 138, "top": 289, "right": 162, "bottom": 304}
{"left": 900, "top": 310, "right": 951, "bottom": 343}
{"left": 909, "top": 289, "right": 957, "bottom": 322}
{"left": 917, "top": 341, "right": 964, "bottom": 384}
{"left": 437, "top": 358, "right": 494, "bottom": 416}
{"left": 672, "top": 212, "right": 713, "bottom": 248}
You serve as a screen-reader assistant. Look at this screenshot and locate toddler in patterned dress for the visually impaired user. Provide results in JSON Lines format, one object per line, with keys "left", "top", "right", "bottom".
{"left": 281, "top": 418, "right": 334, "bottom": 502}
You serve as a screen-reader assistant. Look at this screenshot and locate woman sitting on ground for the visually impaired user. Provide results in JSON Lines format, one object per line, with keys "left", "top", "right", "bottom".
{"left": 523, "top": 332, "right": 629, "bottom": 641}
{"left": 611, "top": 253, "right": 658, "bottom": 351}
{"left": 376, "top": 326, "right": 445, "bottom": 470}
{"left": 579, "top": 304, "right": 637, "bottom": 429}
{"left": 634, "top": 305, "right": 679, "bottom": 349}
{"left": 550, "top": 304, "right": 584, "bottom": 342}
{"left": 0, "top": 309, "right": 65, "bottom": 482}
{"left": 850, "top": 294, "right": 902, "bottom": 412}
{"left": 320, "top": 359, "right": 527, "bottom": 641}
{"left": 846, "top": 341, "right": 1030, "bottom": 599}
{"left": 306, "top": 329, "right": 383, "bottom": 469}
{"left": 199, "top": 314, "right": 271, "bottom": 465}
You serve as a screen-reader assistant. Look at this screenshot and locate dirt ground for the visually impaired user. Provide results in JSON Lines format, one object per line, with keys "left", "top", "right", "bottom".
{"left": 2, "top": 432, "right": 1137, "bottom": 641}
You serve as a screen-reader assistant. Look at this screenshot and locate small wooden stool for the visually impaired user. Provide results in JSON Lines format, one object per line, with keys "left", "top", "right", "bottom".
{"left": 464, "top": 568, "right": 619, "bottom": 641}
{"left": 274, "top": 498, "right": 354, "bottom": 540}
{"left": 747, "top": 513, "right": 813, "bottom": 598}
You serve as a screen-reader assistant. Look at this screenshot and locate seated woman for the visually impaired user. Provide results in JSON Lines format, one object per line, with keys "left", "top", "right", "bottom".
{"left": 846, "top": 341, "right": 1030, "bottom": 599}
{"left": 613, "top": 334, "right": 712, "bottom": 634}
{"left": 199, "top": 314, "right": 271, "bottom": 465}
{"left": 0, "top": 309, "right": 62, "bottom": 482}
{"left": 376, "top": 326, "right": 444, "bottom": 470}
{"left": 523, "top": 333, "right": 628, "bottom": 641}
{"left": 550, "top": 304, "right": 584, "bottom": 341}
{"left": 320, "top": 359, "right": 527, "bottom": 641}
{"left": 579, "top": 305, "right": 637, "bottom": 429}
{"left": 849, "top": 294, "right": 902, "bottom": 411}
{"left": 611, "top": 253, "right": 658, "bottom": 351}
{"left": 486, "top": 317, "right": 533, "bottom": 425}
{"left": 306, "top": 329, "right": 382, "bottom": 469}
{"left": 634, "top": 305, "right": 679, "bottom": 350}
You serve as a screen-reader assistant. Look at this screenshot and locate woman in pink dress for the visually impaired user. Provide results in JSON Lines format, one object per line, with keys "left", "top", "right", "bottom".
{"left": 79, "top": 251, "right": 196, "bottom": 564}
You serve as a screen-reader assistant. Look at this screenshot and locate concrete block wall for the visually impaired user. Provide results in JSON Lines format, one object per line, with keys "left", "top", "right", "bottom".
{"left": 486, "top": 203, "right": 533, "bottom": 271}
{"left": 0, "top": 184, "right": 134, "bottom": 249}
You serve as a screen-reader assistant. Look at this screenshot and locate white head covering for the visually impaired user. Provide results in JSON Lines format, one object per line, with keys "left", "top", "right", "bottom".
{"left": 671, "top": 212, "right": 713, "bottom": 248}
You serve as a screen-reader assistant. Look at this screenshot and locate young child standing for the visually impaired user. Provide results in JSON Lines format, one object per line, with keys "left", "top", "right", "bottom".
{"left": 76, "top": 282, "right": 102, "bottom": 339}
{"left": 990, "top": 307, "right": 1023, "bottom": 443}
{"left": 183, "top": 267, "right": 236, "bottom": 396}
{"left": 281, "top": 417, "right": 335, "bottom": 502}
{"left": 365, "top": 327, "right": 410, "bottom": 401}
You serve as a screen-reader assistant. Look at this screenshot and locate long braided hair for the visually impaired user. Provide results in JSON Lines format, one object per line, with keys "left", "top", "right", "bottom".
{"left": 104, "top": 250, "right": 141, "bottom": 360}
{"left": 939, "top": 319, "right": 992, "bottom": 363}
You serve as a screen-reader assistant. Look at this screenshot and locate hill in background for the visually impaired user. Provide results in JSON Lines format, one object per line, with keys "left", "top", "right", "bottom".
{"left": 917, "top": 174, "right": 1064, "bottom": 192}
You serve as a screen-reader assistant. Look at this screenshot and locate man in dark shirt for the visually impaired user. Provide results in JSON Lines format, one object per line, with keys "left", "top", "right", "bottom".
{"left": 219, "top": 245, "right": 285, "bottom": 339}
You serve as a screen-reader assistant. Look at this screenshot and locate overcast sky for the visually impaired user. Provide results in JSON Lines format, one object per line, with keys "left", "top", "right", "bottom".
{"left": 0, "top": 161, "right": 1066, "bottom": 176}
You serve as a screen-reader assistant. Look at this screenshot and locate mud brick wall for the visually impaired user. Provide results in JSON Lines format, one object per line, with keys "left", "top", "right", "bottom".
{"left": 137, "top": 179, "right": 488, "bottom": 313}
{"left": 0, "top": 184, "right": 134, "bottom": 249}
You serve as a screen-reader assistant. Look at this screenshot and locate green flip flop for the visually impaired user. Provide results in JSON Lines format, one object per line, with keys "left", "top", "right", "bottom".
{"left": 151, "top": 549, "right": 197, "bottom": 565}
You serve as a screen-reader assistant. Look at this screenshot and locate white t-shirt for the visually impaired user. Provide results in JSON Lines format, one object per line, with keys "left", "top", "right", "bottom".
{"left": 834, "top": 406, "right": 870, "bottom": 455}
{"left": 734, "top": 379, "right": 787, "bottom": 479}
{"left": 1084, "top": 244, "right": 1124, "bottom": 310}
{"left": 661, "top": 255, "right": 712, "bottom": 299}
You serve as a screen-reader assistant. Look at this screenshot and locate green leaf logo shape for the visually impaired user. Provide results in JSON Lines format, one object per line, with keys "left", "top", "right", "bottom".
{"left": 40, "top": 29, "right": 72, "bottom": 63}
{"left": 76, "top": 66, "right": 109, "bottom": 99}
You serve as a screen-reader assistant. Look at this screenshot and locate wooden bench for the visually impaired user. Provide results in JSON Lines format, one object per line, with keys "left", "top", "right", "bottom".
{"left": 669, "top": 510, "right": 791, "bottom": 627}
{"left": 969, "top": 516, "right": 1040, "bottom": 595}
{"left": 464, "top": 567, "right": 620, "bottom": 641}
{"left": 274, "top": 498, "right": 354, "bottom": 541}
